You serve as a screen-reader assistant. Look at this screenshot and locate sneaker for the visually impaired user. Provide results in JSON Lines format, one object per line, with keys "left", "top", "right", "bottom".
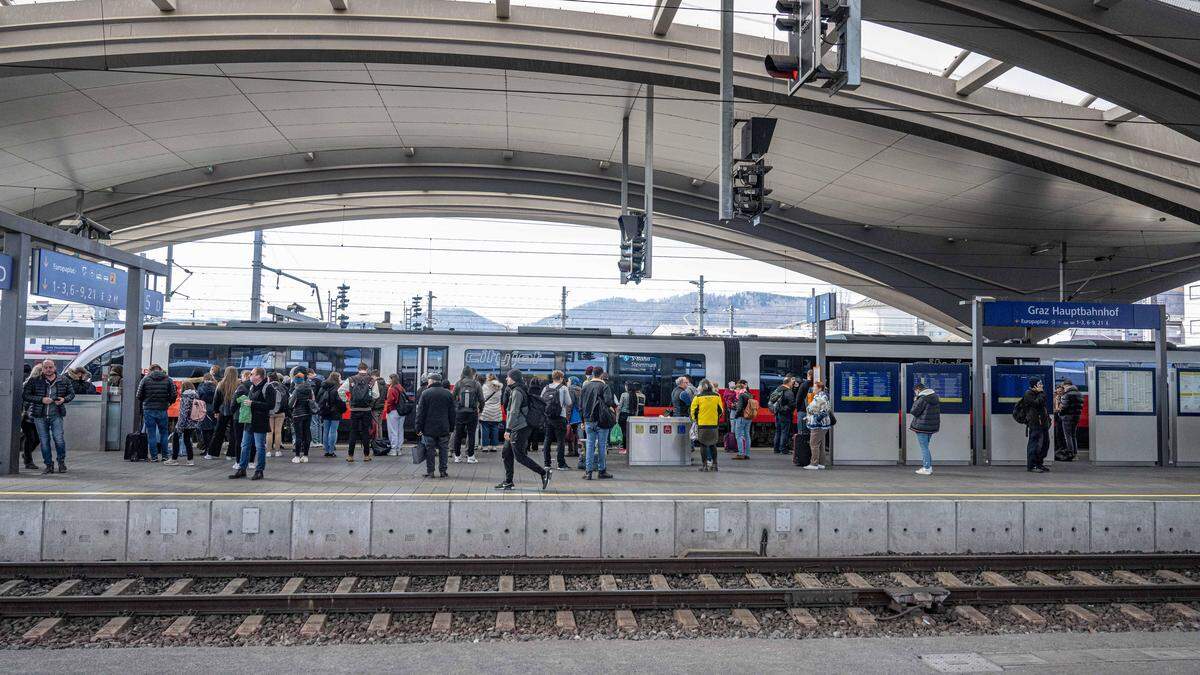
{"left": 453, "top": 455, "right": 462, "bottom": 463}
{"left": 699, "top": 464, "right": 709, "bottom": 472}
{"left": 467, "top": 456, "right": 479, "bottom": 464}
{"left": 494, "top": 481, "right": 514, "bottom": 490}
{"left": 346, "top": 456, "right": 355, "bottom": 463}
{"left": 423, "top": 472, "right": 435, "bottom": 478}
{"left": 300, "top": 456, "right": 309, "bottom": 463}
{"left": 598, "top": 471, "right": 613, "bottom": 479}
{"left": 41, "top": 465, "right": 54, "bottom": 475}
{"left": 1031, "top": 465, "right": 1049, "bottom": 473}
{"left": 273, "top": 451, "right": 282, "bottom": 458}
{"left": 232, "top": 462, "right": 240, "bottom": 470}
{"left": 439, "top": 471, "right": 448, "bottom": 478}
{"left": 711, "top": 464, "right": 718, "bottom": 472}
{"left": 915, "top": 467, "right": 933, "bottom": 475}
{"left": 56, "top": 462, "right": 67, "bottom": 473}
{"left": 292, "top": 456, "right": 302, "bottom": 464}
{"left": 202, "top": 454, "right": 217, "bottom": 460}
{"left": 541, "top": 469, "right": 553, "bottom": 490}
{"left": 186, "top": 460, "right": 195, "bottom": 466}
{"left": 584, "top": 471, "right": 593, "bottom": 480}
{"left": 803, "top": 464, "right": 820, "bottom": 470}
{"left": 23, "top": 462, "right": 38, "bottom": 470}
{"left": 163, "top": 459, "right": 179, "bottom": 466}
{"left": 324, "top": 452, "right": 336, "bottom": 458}
{"left": 557, "top": 462, "right": 569, "bottom": 470}
{"left": 543, "top": 465, "right": 553, "bottom": 471}
{"left": 149, "top": 457, "right": 159, "bottom": 463}
{"left": 228, "top": 468, "right": 246, "bottom": 479}
{"left": 732, "top": 455, "right": 748, "bottom": 460}
{"left": 817, "top": 465, "right": 826, "bottom": 469}
{"left": 363, "top": 455, "right": 372, "bottom": 462}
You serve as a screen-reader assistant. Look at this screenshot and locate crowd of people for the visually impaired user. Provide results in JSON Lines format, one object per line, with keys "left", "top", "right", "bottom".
{"left": 19, "top": 356, "right": 1079, "bottom": 481}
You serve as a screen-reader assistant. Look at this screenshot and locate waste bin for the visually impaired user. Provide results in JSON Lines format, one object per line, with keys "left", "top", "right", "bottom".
{"left": 626, "top": 416, "right": 692, "bottom": 466}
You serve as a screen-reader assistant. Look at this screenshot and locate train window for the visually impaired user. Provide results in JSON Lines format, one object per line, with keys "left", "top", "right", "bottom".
{"left": 426, "top": 347, "right": 448, "bottom": 380}
{"left": 168, "top": 345, "right": 230, "bottom": 377}
{"left": 566, "top": 351, "right": 607, "bottom": 380}
{"left": 508, "top": 350, "right": 556, "bottom": 378}
{"left": 758, "top": 355, "right": 812, "bottom": 404}
{"left": 465, "top": 348, "right": 502, "bottom": 376}
{"left": 83, "top": 346, "right": 125, "bottom": 382}
{"left": 397, "top": 347, "right": 420, "bottom": 391}
{"left": 615, "top": 354, "right": 663, "bottom": 406}
{"left": 1054, "top": 360, "right": 1088, "bottom": 392}
{"left": 229, "top": 346, "right": 287, "bottom": 372}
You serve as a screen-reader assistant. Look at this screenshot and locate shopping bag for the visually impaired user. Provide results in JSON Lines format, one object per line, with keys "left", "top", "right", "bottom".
{"left": 609, "top": 424, "right": 623, "bottom": 446}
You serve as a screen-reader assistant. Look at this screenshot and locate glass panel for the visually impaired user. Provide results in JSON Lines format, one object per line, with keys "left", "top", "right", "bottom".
{"left": 84, "top": 346, "right": 125, "bottom": 382}
{"left": 426, "top": 347, "right": 448, "bottom": 381}
{"left": 229, "top": 346, "right": 285, "bottom": 372}
{"left": 168, "top": 344, "right": 229, "bottom": 378}
{"left": 1054, "top": 360, "right": 1088, "bottom": 392}
{"left": 397, "top": 347, "right": 420, "bottom": 391}
{"left": 566, "top": 351, "right": 607, "bottom": 380}
{"left": 615, "top": 353, "right": 663, "bottom": 406}
{"left": 758, "top": 355, "right": 810, "bottom": 404}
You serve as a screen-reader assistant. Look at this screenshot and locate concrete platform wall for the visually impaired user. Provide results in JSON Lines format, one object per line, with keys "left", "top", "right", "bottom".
{"left": 3, "top": 499, "right": 1200, "bottom": 561}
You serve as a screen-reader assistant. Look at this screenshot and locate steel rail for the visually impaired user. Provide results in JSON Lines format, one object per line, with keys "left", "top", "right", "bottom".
{"left": 3, "top": 554, "right": 1198, "bottom": 579}
{"left": 2, "top": 585, "right": 1199, "bottom": 618}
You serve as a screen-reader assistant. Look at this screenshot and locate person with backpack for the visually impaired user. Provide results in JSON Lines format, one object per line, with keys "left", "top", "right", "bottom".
{"left": 768, "top": 376, "right": 797, "bottom": 456}
{"left": 1016, "top": 377, "right": 1052, "bottom": 473}
{"left": 617, "top": 380, "right": 643, "bottom": 455}
{"left": 478, "top": 373, "right": 504, "bottom": 452}
{"left": 494, "top": 369, "right": 552, "bottom": 490}
{"left": 136, "top": 363, "right": 176, "bottom": 463}
{"left": 338, "top": 363, "right": 379, "bottom": 462}
{"left": 414, "top": 373, "right": 455, "bottom": 478}
{"left": 578, "top": 366, "right": 616, "bottom": 480}
{"left": 1057, "top": 378, "right": 1084, "bottom": 462}
{"left": 318, "top": 372, "right": 345, "bottom": 457}
{"left": 690, "top": 380, "right": 725, "bottom": 472}
{"left": 539, "top": 369, "right": 573, "bottom": 470}
{"left": 165, "top": 380, "right": 200, "bottom": 466}
{"left": 288, "top": 370, "right": 316, "bottom": 463}
{"left": 451, "top": 366, "right": 483, "bottom": 464}
{"left": 731, "top": 380, "right": 756, "bottom": 460}
{"left": 908, "top": 379, "right": 941, "bottom": 476}
{"left": 383, "top": 373, "right": 411, "bottom": 456}
{"left": 265, "top": 372, "right": 289, "bottom": 458}
{"left": 229, "top": 367, "right": 277, "bottom": 480}
{"left": 195, "top": 372, "right": 218, "bottom": 451}
{"left": 803, "top": 381, "right": 832, "bottom": 470}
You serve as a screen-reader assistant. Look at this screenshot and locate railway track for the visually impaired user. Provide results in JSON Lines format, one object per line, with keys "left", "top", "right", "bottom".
{"left": 3, "top": 554, "right": 1200, "bottom": 645}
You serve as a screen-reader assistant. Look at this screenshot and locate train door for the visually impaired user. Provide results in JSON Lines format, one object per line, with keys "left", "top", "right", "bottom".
{"left": 397, "top": 345, "right": 449, "bottom": 386}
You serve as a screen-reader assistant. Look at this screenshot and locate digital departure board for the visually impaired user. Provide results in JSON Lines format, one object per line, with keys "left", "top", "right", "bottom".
{"left": 905, "top": 363, "right": 970, "bottom": 415}
{"left": 1179, "top": 370, "right": 1200, "bottom": 417}
{"left": 833, "top": 362, "right": 900, "bottom": 414}
{"left": 989, "top": 365, "right": 1053, "bottom": 416}
{"left": 1095, "top": 367, "right": 1155, "bottom": 415}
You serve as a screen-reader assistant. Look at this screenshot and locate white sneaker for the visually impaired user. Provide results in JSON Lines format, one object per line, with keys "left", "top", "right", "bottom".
{"left": 453, "top": 455, "right": 462, "bottom": 463}
{"left": 275, "top": 451, "right": 283, "bottom": 458}
{"left": 802, "top": 464, "right": 819, "bottom": 470}
{"left": 186, "top": 460, "right": 195, "bottom": 466}
{"left": 817, "top": 464, "right": 826, "bottom": 470}
{"left": 300, "top": 456, "right": 309, "bottom": 463}
{"left": 915, "top": 467, "right": 933, "bottom": 475}
{"left": 163, "top": 459, "right": 178, "bottom": 466}
{"left": 291, "top": 456, "right": 301, "bottom": 464}
{"left": 467, "top": 456, "right": 478, "bottom": 464}
{"left": 232, "top": 462, "right": 239, "bottom": 470}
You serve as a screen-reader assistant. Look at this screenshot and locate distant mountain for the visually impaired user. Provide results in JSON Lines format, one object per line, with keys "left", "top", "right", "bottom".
{"left": 433, "top": 307, "right": 509, "bottom": 332}
{"left": 531, "top": 291, "right": 812, "bottom": 334}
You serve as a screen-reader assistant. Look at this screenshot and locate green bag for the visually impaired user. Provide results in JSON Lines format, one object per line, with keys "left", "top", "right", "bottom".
{"left": 237, "top": 395, "right": 252, "bottom": 424}
{"left": 609, "top": 424, "right": 623, "bottom": 446}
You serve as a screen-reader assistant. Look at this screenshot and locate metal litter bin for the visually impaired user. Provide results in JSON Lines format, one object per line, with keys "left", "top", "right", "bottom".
{"left": 626, "top": 416, "right": 692, "bottom": 466}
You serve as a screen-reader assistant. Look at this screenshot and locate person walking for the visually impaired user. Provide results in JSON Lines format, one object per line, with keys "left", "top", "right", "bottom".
{"left": 479, "top": 373, "right": 504, "bottom": 452}
{"left": 540, "top": 370, "right": 573, "bottom": 470}
{"left": 166, "top": 380, "right": 200, "bottom": 466}
{"left": 768, "top": 376, "right": 797, "bottom": 456}
{"left": 339, "top": 363, "right": 379, "bottom": 462}
{"left": 414, "top": 373, "right": 455, "bottom": 478}
{"left": 452, "top": 366, "right": 483, "bottom": 464}
{"left": 731, "top": 380, "right": 756, "bottom": 460}
{"left": 136, "top": 364, "right": 176, "bottom": 463}
{"left": 494, "top": 369, "right": 552, "bottom": 490}
{"left": 205, "top": 367, "right": 239, "bottom": 459}
{"left": 22, "top": 359, "right": 75, "bottom": 475}
{"left": 230, "top": 367, "right": 276, "bottom": 480}
{"left": 1057, "top": 378, "right": 1084, "bottom": 462}
{"left": 803, "top": 381, "right": 832, "bottom": 470}
{"left": 908, "top": 380, "right": 941, "bottom": 476}
{"left": 382, "top": 374, "right": 410, "bottom": 456}
{"left": 288, "top": 370, "right": 315, "bottom": 463}
{"left": 578, "top": 366, "right": 616, "bottom": 480}
{"left": 690, "top": 380, "right": 725, "bottom": 472}
{"left": 1016, "top": 377, "right": 1052, "bottom": 473}
{"left": 318, "top": 372, "right": 345, "bottom": 457}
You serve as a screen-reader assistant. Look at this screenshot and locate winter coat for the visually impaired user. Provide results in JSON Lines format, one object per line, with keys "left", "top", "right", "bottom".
{"left": 22, "top": 374, "right": 76, "bottom": 418}
{"left": 176, "top": 390, "right": 200, "bottom": 430}
{"left": 195, "top": 382, "right": 217, "bottom": 430}
{"left": 908, "top": 388, "right": 942, "bottom": 433}
{"left": 240, "top": 380, "right": 276, "bottom": 434}
{"left": 289, "top": 381, "right": 315, "bottom": 419}
{"left": 339, "top": 373, "right": 379, "bottom": 412}
{"left": 1059, "top": 385, "right": 1084, "bottom": 417}
{"left": 670, "top": 386, "right": 691, "bottom": 417}
{"left": 579, "top": 379, "right": 615, "bottom": 424}
{"left": 136, "top": 370, "right": 177, "bottom": 412}
{"left": 733, "top": 390, "right": 751, "bottom": 419}
{"left": 770, "top": 385, "right": 797, "bottom": 417}
{"left": 689, "top": 391, "right": 725, "bottom": 428}
{"left": 383, "top": 383, "right": 408, "bottom": 416}
{"left": 70, "top": 377, "right": 96, "bottom": 395}
{"left": 268, "top": 381, "right": 290, "bottom": 416}
{"left": 318, "top": 381, "right": 346, "bottom": 421}
{"left": 414, "top": 384, "right": 456, "bottom": 437}
{"left": 479, "top": 380, "right": 504, "bottom": 422}
{"left": 1019, "top": 389, "right": 1051, "bottom": 429}
{"left": 543, "top": 381, "right": 573, "bottom": 420}
{"left": 505, "top": 384, "right": 530, "bottom": 432}
{"left": 805, "top": 392, "right": 832, "bottom": 430}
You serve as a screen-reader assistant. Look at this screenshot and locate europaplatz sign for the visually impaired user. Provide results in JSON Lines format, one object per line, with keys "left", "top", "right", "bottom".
{"left": 983, "top": 300, "right": 1161, "bottom": 330}
{"left": 33, "top": 249, "right": 164, "bottom": 316}
{"left": 0, "top": 252, "right": 11, "bottom": 290}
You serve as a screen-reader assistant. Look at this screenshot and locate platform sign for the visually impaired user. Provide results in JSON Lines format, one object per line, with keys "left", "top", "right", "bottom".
{"left": 905, "top": 363, "right": 970, "bottom": 415}
{"left": 983, "top": 300, "right": 1160, "bottom": 330}
{"left": 1177, "top": 369, "right": 1200, "bottom": 417}
{"left": 0, "top": 252, "right": 11, "bottom": 290}
{"left": 805, "top": 292, "right": 837, "bottom": 324}
{"left": 32, "top": 249, "right": 164, "bottom": 316}
{"left": 1095, "top": 366, "right": 1155, "bottom": 416}
{"left": 833, "top": 361, "right": 900, "bottom": 413}
{"left": 989, "top": 364, "right": 1053, "bottom": 416}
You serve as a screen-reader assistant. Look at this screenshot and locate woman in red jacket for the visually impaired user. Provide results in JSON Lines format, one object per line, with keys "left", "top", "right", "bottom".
{"left": 382, "top": 374, "right": 410, "bottom": 456}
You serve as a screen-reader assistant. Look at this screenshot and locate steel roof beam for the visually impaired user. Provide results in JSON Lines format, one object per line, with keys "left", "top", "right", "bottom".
{"left": 331, "top": 0, "right": 348, "bottom": 10}
{"left": 941, "top": 49, "right": 970, "bottom": 78}
{"left": 1093, "top": 0, "right": 1122, "bottom": 8}
{"left": 150, "top": 0, "right": 175, "bottom": 11}
{"left": 652, "top": 0, "right": 682, "bottom": 36}
{"left": 955, "top": 58, "right": 1013, "bottom": 96}
{"left": 1103, "top": 106, "right": 1139, "bottom": 126}
{"left": 1078, "top": 94, "right": 1098, "bottom": 107}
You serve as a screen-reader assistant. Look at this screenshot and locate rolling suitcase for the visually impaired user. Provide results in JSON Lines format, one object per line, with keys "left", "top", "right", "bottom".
{"left": 791, "top": 432, "right": 811, "bottom": 467}
{"left": 124, "top": 432, "right": 148, "bottom": 462}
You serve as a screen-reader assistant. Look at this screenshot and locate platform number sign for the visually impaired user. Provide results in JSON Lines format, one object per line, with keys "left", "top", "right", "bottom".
{"left": 0, "top": 252, "right": 11, "bottom": 290}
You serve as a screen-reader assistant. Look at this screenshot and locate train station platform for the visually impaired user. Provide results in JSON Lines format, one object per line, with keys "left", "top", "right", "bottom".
{"left": 2, "top": 447, "right": 1199, "bottom": 562}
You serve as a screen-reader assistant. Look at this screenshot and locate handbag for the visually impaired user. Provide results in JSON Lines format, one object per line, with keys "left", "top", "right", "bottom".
{"left": 411, "top": 436, "right": 427, "bottom": 465}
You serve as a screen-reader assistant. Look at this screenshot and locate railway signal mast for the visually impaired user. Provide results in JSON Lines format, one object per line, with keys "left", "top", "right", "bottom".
{"left": 765, "top": 0, "right": 861, "bottom": 95}
{"left": 617, "top": 213, "right": 649, "bottom": 284}
{"left": 335, "top": 284, "right": 350, "bottom": 329}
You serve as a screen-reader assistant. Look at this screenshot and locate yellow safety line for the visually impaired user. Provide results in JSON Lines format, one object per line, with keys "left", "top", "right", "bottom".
{"left": 2, "top": 490, "right": 1200, "bottom": 499}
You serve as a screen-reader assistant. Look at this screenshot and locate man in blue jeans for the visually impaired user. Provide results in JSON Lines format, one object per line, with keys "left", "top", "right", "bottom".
{"left": 579, "top": 367, "right": 616, "bottom": 480}
{"left": 136, "top": 364, "right": 177, "bottom": 462}
{"left": 730, "top": 380, "right": 753, "bottom": 459}
{"left": 22, "top": 359, "right": 75, "bottom": 474}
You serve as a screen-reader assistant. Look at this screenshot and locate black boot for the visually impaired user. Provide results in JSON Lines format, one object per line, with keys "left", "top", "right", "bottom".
{"left": 251, "top": 470, "right": 264, "bottom": 480}
{"left": 41, "top": 465, "right": 54, "bottom": 475}
{"left": 228, "top": 468, "right": 247, "bottom": 479}
{"left": 56, "top": 462, "right": 67, "bottom": 474}
{"left": 24, "top": 461, "right": 38, "bottom": 470}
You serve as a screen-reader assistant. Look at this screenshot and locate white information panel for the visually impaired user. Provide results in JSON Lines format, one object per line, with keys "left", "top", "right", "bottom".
{"left": 1179, "top": 371, "right": 1200, "bottom": 415}
{"left": 1090, "top": 366, "right": 1158, "bottom": 466}
{"left": 1097, "top": 369, "right": 1154, "bottom": 414}
{"left": 1173, "top": 369, "right": 1200, "bottom": 466}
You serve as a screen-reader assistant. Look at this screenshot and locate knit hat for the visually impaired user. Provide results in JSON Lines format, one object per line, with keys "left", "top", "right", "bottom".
{"left": 507, "top": 368, "right": 525, "bottom": 385}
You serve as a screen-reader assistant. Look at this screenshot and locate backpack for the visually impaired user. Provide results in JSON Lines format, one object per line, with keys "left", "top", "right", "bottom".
{"left": 1012, "top": 399, "right": 1029, "bottom": 425}
{"left": 349, "top": 379, "right": 373, "bottom": 408}
{"left": 188, "top": 396, "right": 207, "bottom": 422}
{"left": 541, "top": 384, "right": 563, "bottom": 419}
{"left": 589, "top": 384, "right": 617, "bottom": 429}
{"left": 455, "top": 383, "right": 476, "bottom": 414}
{"left": 743, "top": 396, "right": 760, "bottom": 420}
{"left": 524, "top": 388, "right": 547, "bottom": 429}
{"left": 269, "top": 382, "right": 288, "bottom": 415}
{"left": 392, "top": 384, "right": 414, "bottom": 416}
{"left": 768, "top": 387, "right": 784, "bottom": 414}
{"left": 319, "top": 387, "right": 346, "bottom": 418}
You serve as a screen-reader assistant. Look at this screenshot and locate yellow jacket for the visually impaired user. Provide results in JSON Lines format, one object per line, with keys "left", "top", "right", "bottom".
{"left": 689, "top": 392, "right": 725, "bottom": 427}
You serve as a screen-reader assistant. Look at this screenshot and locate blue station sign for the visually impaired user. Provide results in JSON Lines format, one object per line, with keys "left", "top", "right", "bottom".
{"left": 983, "top": 300, "right": 1160, "bottom": 331}
{"left": 0, "top": 252, "right": 11, "bottom": 290}
{"left": 33, "top": 249, "right": 164, "bottom": 316}
{"left": 805, "top": 292, "right": 838, "bottom": 324}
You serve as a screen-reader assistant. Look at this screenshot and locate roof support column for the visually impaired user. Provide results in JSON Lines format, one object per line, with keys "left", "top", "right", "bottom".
{"left": 955, "top": 58, "right": 1013, "bottom": 96}
{"left": 620, "top": 113, "right": 629, "bottom": 215}
{"left": 644, "top": 85, "right": 654, "bottom": 279}
{"left": 0, "top": 231, "right": 30, "bottom": 475}
{"left": 940, "top": 49, "right": 970, "bottom": 78}
{"left": 651, "top": 0, "right": 681, "bottom": 36}
{"left": 120, "top": 266, "right": 144, "bottom": 442}
{"left": 717, "top": 0, "right": 733, "bottom": 222}
{"left": 250, "top": 230, "right": 263, "bottom": 321}
{"left": 971, "top": 298, "right": 987, "bottom": 466}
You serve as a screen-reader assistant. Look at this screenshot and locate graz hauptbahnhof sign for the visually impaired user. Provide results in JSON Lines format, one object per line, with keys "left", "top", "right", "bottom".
{"left": 983, "top": 300, "right": 1161, "bottom": 330}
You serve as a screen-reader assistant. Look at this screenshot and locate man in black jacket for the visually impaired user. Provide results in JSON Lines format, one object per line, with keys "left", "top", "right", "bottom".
{"left": 1018, "top": 378, "right": 1052, "bottom": 473}
{"left": 452, "top": 366, "right": 483, "bottom": 464}
{"left": 414, "top": 373, "right": 456, "bottom": 478}
{"left": 1057, "top": 379, "right": 1084, "bottom": 462}
{"left": 770, "top": 377, "right": 797, "bottom": 455}
{"left": 230, "top": 367, "right": 276, "bottom": 480}
{"left": 22, "top": 359, "right": 75, "bottom": 475}
{"left": 288, "top": 370, "right": 315, "bottom": 462}
{"left": 136, "top": 364, "right": 177, "bottom": 463}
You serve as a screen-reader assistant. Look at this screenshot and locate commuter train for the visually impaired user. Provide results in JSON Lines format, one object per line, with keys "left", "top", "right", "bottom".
{"left": 69, "top": 322, "right": 1200, "bottom": 446}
